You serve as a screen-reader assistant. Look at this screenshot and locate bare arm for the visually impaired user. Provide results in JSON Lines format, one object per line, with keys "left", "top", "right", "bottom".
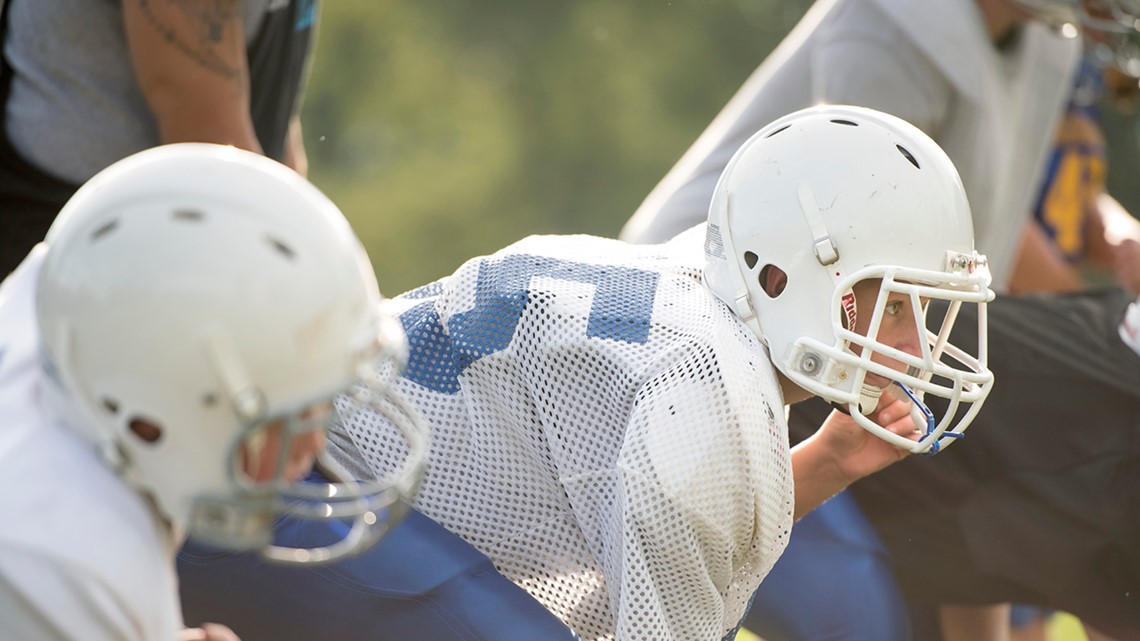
{"left": 938, "top": 604, "right": 1011, "bottom": 641}
{"left": 281, "top": 115, "right": 308, "bottom": 177}
{"left": 1008, "top": 221, "right": 1084, "bottom": 295}
{"left": 790, "top": 394, "right": 916, "bottom": 520}
{"left": 122, "top": 0, "right": 262, "bottom": 152}
{"left": 179, "top": 623, "right": 242, "bottom": 641}
{"left": 1088, "top": 192, "right": 1140, "bottom": 294}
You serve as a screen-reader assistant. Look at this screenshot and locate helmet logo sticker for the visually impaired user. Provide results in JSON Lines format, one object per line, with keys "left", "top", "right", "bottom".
{"left": 840, "top": 290, "right": 857, "bottom": 331}
{"left": 705, "top": 223, "right": 727, "bottom": 260}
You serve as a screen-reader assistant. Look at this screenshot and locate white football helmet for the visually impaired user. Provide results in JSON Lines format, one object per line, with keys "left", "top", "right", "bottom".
{"left": 36, "top": 143, "right": 428, "bottom": 563}
{"left": 704, "top": 105, "right": 994, "bottom": 455}
{"left": 1015, "top": 0, "right": 1140, "bottom": 76}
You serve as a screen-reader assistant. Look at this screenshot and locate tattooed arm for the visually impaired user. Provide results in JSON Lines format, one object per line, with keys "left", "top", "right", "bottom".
{"left": 282, "top": 115, "right": 308, "bottom": 177}
{"left": 122, "top": 0, "right": 262, "bottom": 153}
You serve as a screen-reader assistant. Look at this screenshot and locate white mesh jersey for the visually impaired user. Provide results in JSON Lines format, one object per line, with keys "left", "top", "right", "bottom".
{"left": 0, "top": 248, "right": 183, "bottom": 641}
{"left": 332, "top": 231, "right": 794, "bottom": 641}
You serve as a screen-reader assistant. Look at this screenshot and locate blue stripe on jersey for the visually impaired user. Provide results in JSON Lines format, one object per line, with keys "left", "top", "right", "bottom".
{"left": 400, "top": 301, "right": 463, "bottom": 394}
{"left": 399, "top": 254, "right": 660, "bottom": 393}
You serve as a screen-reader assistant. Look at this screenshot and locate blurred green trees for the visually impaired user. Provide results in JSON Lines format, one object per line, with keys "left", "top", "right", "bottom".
{"left": 302, "top": 0, "right": 813, "bottom": 293}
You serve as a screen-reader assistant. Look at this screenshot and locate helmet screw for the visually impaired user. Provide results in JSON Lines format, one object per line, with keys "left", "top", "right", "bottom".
{"left": 799, "top": 353, "right": 822, "bottom": 375}
{"left": 232, "top": 388, "right": 268, "bottom": 422}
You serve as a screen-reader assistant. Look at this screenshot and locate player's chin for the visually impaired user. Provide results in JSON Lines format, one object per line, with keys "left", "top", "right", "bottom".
{"left": 863, "top": 372, "right": 891, "bottom": 389}
{"left": 865, "top": 359, "right": 911, "bottom": 391}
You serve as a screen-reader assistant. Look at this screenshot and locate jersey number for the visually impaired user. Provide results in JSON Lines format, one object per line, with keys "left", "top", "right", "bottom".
{"left": 399, "top": 254, "right": 660, "bottom": 393}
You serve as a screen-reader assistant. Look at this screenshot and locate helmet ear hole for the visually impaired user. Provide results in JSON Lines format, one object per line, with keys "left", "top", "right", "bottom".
{"left": 101, "top": 397, "right": 121, "bottom": 415}
{"left": 759, "top": 264, "right": 787, "bottom": 298}
{"left": 896, "top": 144, "right": 920, "bottom": 169}
{"left": 128, "top": 417, "right": 164, "bottom": 445}
{"left": 90, "top": 220, "right": 120, "bottom": 241}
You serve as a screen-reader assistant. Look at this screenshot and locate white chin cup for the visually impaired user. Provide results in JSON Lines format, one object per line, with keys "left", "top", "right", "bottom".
{"left": 857, "top": 384, "right": 881, "bottom": 416}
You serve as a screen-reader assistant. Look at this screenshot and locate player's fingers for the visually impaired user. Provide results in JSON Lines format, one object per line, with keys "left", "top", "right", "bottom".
{"left": 876, "top": 399, "right": 920, "bottom": 439}
{"left": 874, "top": 395, "right": 908, "bottom": 422}
{"left": 1113, "top": 240, "right": 1140, "bottom": 293}
{"left": 201, "top": 623, "right": 242, "bottom": 641}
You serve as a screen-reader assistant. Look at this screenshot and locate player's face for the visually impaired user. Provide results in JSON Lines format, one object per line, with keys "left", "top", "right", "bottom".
{"left": 849, "top": 279, "right": 926, "bottom": 387}
{"left": 240, "top": 403, "right": 330, "bottom": 484}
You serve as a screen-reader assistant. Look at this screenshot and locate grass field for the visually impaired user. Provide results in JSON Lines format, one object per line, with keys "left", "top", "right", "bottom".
{"left": 734, "top": 612, "right": 1091, "bottom": 641}
{"left": 1049, "top": 613, "right": 1091, "bottom": 641}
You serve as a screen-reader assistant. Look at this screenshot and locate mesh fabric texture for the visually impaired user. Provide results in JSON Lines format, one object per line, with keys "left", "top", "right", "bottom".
{"left": 331, "top": 233, "right": 794, "bottom": 641}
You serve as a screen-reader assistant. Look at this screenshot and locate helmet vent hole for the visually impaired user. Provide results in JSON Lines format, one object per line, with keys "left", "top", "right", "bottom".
{"left": 897, "top": 144, "right": 920, "bottom": 169}
{"left": 765, "top": 124, "right": 791, "bottom": 138}
{"left": 128, "top": 417, "right": 163, "bottom": 445}
{"left": 830, "top": 119, "right": 858, "bottom": 127}
{"left": 172, "top": 209, "right": 205, "bottom": 222}
{"left": 266, "top": 236, "right": 296, "bottom": 260}
{"left": 743, "top": 251, "right": 759, "bottom": 269}
{"left": 90, "top": 220, "right": 119, "bottom": 242}
{"left": 101, "top": 397, "right": 120, "bottom": 415}
{"left": 759, "top": 264, "right": 787, "bottom": 298}
{"left": 201, "top": 392, "right": 218, "bottom": 407}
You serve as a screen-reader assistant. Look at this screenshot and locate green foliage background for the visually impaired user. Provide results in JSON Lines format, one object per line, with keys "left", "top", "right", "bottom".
{"left": 300, "top": 0, "right": 814, "bottom": 294}
{"left": 300, "top": 0, "right": 1140, "bottom": 297}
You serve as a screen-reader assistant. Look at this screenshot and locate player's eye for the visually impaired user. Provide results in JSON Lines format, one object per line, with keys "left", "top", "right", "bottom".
{"left": 884, "top": 300, "right": 904, "bottom": 316}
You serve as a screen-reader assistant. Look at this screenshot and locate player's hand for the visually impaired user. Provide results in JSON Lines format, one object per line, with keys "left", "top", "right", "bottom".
{"left": 1112, "top": 238, "right": 1140, "bottom": 295}
{"left": 179, "top": 623, "right": 242, "bottom": 641}
{"left": 818, "top": 393, "right": 919, "bottom": 483}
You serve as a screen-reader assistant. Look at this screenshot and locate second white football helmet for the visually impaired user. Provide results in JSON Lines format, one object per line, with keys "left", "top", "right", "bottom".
{"left": 36, "top": 143, "right": 428, "bottom": 563}
{"left": 704, "top": 105, "right": 994, "bottom": 454}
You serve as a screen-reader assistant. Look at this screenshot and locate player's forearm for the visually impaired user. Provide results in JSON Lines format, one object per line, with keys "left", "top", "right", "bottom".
{"left": 148, "top": 93, "right": 262, "bottom": 152}
{"left": 1096, "top": 192, "right": 1140, "bottom": 246}
{"left": 1008, "top": 223, "right": 1083, "bottom": 295}
{"left": 282, "top": 116, "right": 308, "bottom": 176}
{"left": 123, "top": 0, "right": 262, "bottom": 153}
{"left": 790, "top": 433, "right": 853, "bottom": 520}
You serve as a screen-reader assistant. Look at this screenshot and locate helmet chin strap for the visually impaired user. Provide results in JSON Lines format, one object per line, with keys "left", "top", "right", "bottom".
{"left": 857, "top": 383, "right": 881, "bottom": 416}
{"left": 829, "top": 383, "right": 881, "bottom": 416}
{"left": 891, "top": 381, "right": 934, "bottom": 431}
{"left": 835, "top": 380, "right": 949, "bottom": 454}
{"left": 798, "top": 183, "right": 861, "bottom": 353}
{"left": 891, "top": 381, "right": 959, "bottom": 457}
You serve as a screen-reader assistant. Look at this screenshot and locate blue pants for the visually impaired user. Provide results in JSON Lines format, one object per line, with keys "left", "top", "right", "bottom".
{"left": 178, "top": 508, "right": 579, "bottom": 641}
{"left": 742, "top": 491, "right": 910, "bottom": 641}
{"left": 179, "top": 483, "right": 900, "bottom": 641}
